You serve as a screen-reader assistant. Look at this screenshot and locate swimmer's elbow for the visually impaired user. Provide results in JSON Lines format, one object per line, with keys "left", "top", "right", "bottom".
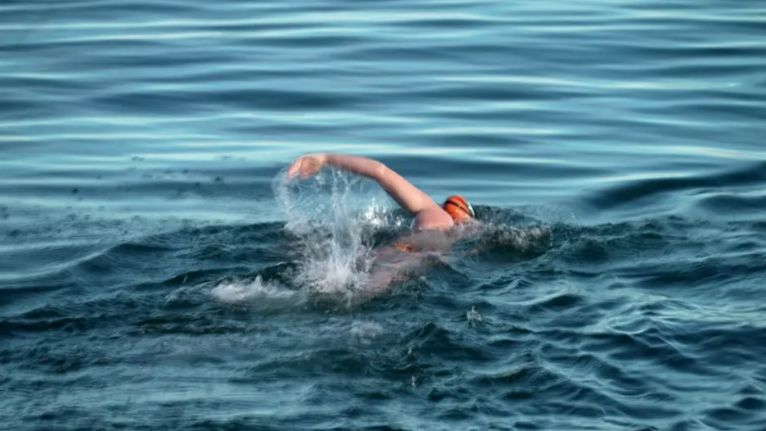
{"left": 373, "top": 161, "right": 389, "bottom": 182}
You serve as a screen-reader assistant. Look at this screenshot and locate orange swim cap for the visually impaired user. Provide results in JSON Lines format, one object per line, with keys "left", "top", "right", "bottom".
{"left": 442, "top": 195, "right": 475, "bottom": 224}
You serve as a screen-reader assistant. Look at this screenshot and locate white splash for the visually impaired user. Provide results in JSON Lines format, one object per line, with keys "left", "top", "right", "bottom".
{"left": 466, "top": 306, "right": 483, "bottom": 326}
{"left": 272, "top": 168, "right": 391, "bottom": 299}
{"left": 211, "top": 275, "right": 295, "bottom": 305}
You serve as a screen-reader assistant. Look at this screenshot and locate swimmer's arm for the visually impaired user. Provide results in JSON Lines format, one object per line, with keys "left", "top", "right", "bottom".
{"left": 288, "top": 153, "right": 439, "bottom": 216}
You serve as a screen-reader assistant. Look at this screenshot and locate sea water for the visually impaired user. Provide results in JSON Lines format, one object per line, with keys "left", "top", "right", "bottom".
{"left": 1, "top": 0, "right": 766, "bottom": 429}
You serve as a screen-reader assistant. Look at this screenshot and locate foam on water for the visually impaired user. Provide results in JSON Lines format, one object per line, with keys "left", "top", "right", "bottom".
{"left": 210, "top": 275, "right": 296, "bottom": 305}
{"left": 349, "top": 320, "right": 385, "bottom": 345}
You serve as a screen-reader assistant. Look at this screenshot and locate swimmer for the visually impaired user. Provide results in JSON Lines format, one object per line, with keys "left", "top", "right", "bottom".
{"left": 287, "top": 153, "right": 475, "bottom": 231}
{"left": 288, "top": 153, "right": 477, "bottom": 295}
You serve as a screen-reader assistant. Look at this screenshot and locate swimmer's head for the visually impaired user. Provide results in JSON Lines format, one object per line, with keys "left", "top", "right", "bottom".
{"left": 442, "top": 195, "right": 475, "bottom": 224}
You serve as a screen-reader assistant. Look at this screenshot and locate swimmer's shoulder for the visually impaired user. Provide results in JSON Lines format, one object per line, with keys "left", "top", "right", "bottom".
{"left": 412, "top": 206, "right": 454, "bottom": 231}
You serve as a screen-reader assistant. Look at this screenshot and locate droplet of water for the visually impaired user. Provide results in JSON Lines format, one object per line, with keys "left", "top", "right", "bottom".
{"left": 467, "top": 306, "right": 483, "bottom": 325}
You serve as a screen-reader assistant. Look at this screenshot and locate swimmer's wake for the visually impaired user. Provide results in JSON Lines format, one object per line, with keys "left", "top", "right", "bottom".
{"left": 209, "top": 153, "right": 553, "bottom": 307}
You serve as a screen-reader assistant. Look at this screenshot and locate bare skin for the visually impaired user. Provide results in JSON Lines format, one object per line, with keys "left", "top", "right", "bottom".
{"left": 287, "top": 153, "right": 455, "bottom": 231}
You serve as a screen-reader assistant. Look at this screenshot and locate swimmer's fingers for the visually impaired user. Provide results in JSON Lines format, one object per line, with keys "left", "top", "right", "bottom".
{"left": 287, "top": 154, "right": 326, "bottom": 179}
{"left": 286, "top": 159, "right": 302, "bottom": 178}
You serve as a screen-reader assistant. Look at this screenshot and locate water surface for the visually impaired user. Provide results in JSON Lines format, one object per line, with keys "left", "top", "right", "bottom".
{"left": 2, "top": 0, "right": 766, "bottom": 429}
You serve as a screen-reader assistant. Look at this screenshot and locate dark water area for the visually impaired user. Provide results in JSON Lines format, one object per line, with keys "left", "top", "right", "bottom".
{"left": 2, "top": 0, "right": 766, "bottom": 429}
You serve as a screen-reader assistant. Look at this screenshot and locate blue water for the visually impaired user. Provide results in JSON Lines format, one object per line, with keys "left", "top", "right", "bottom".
{"left": 2, "top": 0, "right": 766, "bottom": 429}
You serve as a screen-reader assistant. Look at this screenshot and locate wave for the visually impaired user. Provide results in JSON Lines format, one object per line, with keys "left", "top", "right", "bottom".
{"left": 588, "top": 161, "right": 766, "bottom": 210}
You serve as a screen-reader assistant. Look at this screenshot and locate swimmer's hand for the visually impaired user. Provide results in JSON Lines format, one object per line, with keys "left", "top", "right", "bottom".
{"left": 287, "top": 153, "right": 327, "bottom": 179}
